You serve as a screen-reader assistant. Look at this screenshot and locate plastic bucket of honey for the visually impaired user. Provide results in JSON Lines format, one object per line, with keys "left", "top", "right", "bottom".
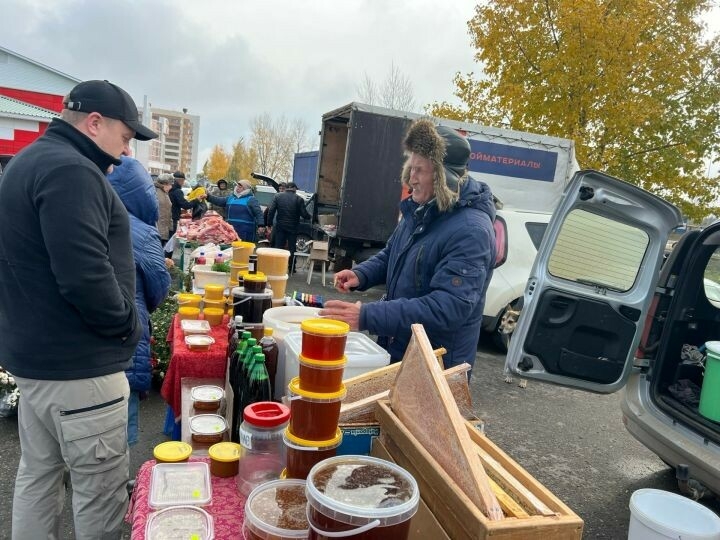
{"left": 232, "top": 241, "right": 255, "bottom": 265}
{"left": 204, "top": 283, "right": 226, "bottom": 301}
{"left": 203, "top": 297, "right": 227, "bottom": 313}
{"left": 283, "top": 428, "right": 342, "bottom": 480}
{"left": 301, "top": 319, "right": 349, "bottom": 361}
{"left": 256, "top": 247, "right": 291, "bottom": 276}
{"left": 203, "top": 307, "right": 225, "bottom": 327}
{"left": 267, "top": 274, "right": 289, "bottom": 300}
{"left": 178, "top": 306, "right": 201, "bottom": 320}
{"left": 230, "top": 262, "right": 248, "bottom": 282}
{"left": 177, "top": 293, "right": 202, "bottom": 309}
{"left": 242, "top": 479, "right": 309, "bottom": 540}
{"left": 305, "top": 455, "right": 420, "bottom": 539}
{"left": 287, "top": 378, "right": 345, "bottom": 441}
{"left": 298, "top": 355, "right": 346, "bottom": 393}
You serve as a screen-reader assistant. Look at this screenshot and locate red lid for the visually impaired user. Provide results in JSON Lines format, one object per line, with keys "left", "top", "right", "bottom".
{"left": 243, "top": 401, "right": 290, "bottom": 427}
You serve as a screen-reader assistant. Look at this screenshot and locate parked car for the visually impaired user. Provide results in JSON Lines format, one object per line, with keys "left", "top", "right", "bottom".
{"left": 505, "top": 169, "right": 720, "bottom": 497}
{"left": 482, "top": 205, "right": 551, "bottom": 350}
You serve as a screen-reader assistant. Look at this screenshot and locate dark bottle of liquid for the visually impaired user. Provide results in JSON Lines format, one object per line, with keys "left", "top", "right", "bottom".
{"left": 248, "top": 254, "right": 258, "bottom": 274}
{"left": 239, "top": 345, "right": 263, "bottom": 413}
{"left": 245, "top": 353, "right": 272, "bottom": 408}
{"left": 230, "top": 335, "right": 254, "bottom": 442}
{"left": 260, "top": 327, "right": 279, "bottom": 399}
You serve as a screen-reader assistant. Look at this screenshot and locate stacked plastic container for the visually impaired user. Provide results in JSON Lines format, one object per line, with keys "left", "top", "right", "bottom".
{"left": 283, "top": 318, "right": 349, "bottom": 480}
{"left": 230, "top": 240, "right": 254, "bottom": 289}
{"left": 256, "top": 247, "right": 291, "bottom": 308}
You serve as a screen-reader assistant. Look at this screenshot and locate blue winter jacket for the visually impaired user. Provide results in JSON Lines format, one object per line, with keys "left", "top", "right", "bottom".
{"left": 354, "top": 176, "right": 496, "bottom": 369}
{"left": 107, "top": 157, "right": 171, "bottom": 391}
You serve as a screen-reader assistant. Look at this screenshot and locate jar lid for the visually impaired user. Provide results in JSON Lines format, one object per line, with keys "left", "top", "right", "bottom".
{"left": 202, "top": 307, "right": 225, "bottom": 316}
{"left": 208, "top": 442, "right": 242, "bottom": 462}
{"left": 189, "top": 414, "right": 227, "bottom": 435}
{"left": 191, "top": 385, "right": 224, "bottom": 402}
{"left": 243, "top": 401, "right": 290, "bottom": 427}
{"left": 244, "top": 272, "right": 267, "bottom": 282}
{"left": 204, "top": 283, "right": 225, "bottom": 293}
{"left": 185, "top": 335, "right": 215, "bottom": 347}
{"left": 298, "top": 354, "right": 347, "bottom": 368}
{"left": 300, "top": 318, "right": 350, "bottom": 336}
{"left": 178, "top": 306, "right": 201, "bottom": 315}
{"left": 288, "top": 377, "right": 347, "bottom": 401}
{"left": 284, "top": 426, "right": 343, "bottom": 448}
{"left": 153, "top": 441, "right": 192, "bottom": 462}
{"left": 232, "top": 240, "right": 255, "bottom": 248}
{"left": 177, "top": 293, "right": 202, "bottom": 302}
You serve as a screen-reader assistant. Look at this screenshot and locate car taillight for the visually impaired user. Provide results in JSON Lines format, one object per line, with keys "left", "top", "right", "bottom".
{"left": 493, "top": 216, "right": 507, "bottom": 268}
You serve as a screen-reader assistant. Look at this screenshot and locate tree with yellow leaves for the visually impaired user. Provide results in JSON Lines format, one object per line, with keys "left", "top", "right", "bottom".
{"left": 204, "top": 144, "right": 231, "bottom": 182}
{"left": 226, "top": 138, "right": 257, "bottom": 184}
{"left": 430, "top": 0, "right": 720, "bottom": 222}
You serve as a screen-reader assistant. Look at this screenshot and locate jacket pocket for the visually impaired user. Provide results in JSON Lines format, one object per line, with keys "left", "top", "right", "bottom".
{"left": 60, "top": 397, "right": 128, "bottom": 474}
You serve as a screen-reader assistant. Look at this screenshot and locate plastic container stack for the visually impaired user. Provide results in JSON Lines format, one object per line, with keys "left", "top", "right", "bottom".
{"left": 283, "top": 318, "right": 349, "bottom": 480}
{"left": 256, "top": 247, "right": 291, "bottom": 306}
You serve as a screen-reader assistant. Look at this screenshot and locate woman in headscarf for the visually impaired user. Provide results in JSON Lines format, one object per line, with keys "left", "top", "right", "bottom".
{"left": 206, "top": 179, "right": 266, "bottom": 241}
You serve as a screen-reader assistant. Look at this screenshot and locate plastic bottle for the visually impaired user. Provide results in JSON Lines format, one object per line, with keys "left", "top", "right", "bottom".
{"left": 214, "top": 252, "right": 225, "bottom": 265}
{"left": 239, "top": 345, "right": 263, "bottom": 413}
{"left": 227, "top": 316, "right": 244, "bottom": 358}
{"left": 196, "top": 251, "right": 206, "bottom": 265}
{"left": 248, "top": 254, "right": 258, "bottom": 274}
{"left": 246, "top": 353, "right": 272, "bottom": 406}
{"left": 230, "top": 333, "right": 253, "bottom": 443}
{"left": 259, "top": 327, "right": 279, "bottom": 399}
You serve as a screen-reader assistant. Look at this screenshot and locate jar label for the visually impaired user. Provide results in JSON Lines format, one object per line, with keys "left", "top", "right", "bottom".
{"left": 239, "top": 427, "right": 252, "bottom": 450}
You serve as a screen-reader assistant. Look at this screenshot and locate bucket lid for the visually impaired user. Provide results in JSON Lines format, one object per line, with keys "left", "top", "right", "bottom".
{"left": 145, "top": 505, "right": 213, "bottom": 539}
{"left": 202, "top": 307, "right": 225, "bottom": 316}
{"left": 178, "top": 306, "right": 201, "bottom": 314}
{"left": 185, "top": 335, "right": 215, "bottom": 347}
{"left": 288, "top": 377, "right": 347, "bottom": 401}
{"left": 244, "top": 272, "right": 267, "bottom": 282}
{"left": 231, "top": 287, "right": 273, "bottom": 298}
{"left": 284, "top": 426, "right": 342, "bottom": 449}
{"left": 244, "top": 479, "right": 308, "bottom": 537}
{"left": 256, "top": 247, "right": 291, "bottom": 257}
{"left": 706, "top": 341, "right": 720, "bottom": 356}
{"left": 305, "top": 455, "right": 420, "bottom": 527}
{"left": 177, "top": 293, "right": 202, "bottom": 302}
{"left": 629, "top": 488, "right": 720, "bottom": 539}
{"left": 153, "top": 441, "right": 192, "bottom": 462}
{"left": 301, "top": 318, "right": 350, "bottom": 336}
{"left": 232, "top": 240, "right": 255, "bottom": 248}
{"left": 208, "top": 442, "right": 241, "bottom": 462}
{"left": 244, "top": 401, "right": 291, "bottom": 427}
{"left": 204, "top": 283, "right": 225, "bottom": 293}
{"left": 299, "top": 355, "right": 347, "bottom": 369}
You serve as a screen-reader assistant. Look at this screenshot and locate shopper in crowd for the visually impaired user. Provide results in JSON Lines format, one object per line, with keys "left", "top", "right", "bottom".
{"left": 154, "top": 173, "right": 173, "bottom": 246}
{"left": 208, "top": 178, "right": 232, "bottom": 219}
{"left": 168, "top": 170, "right": 203, "bottom": 235}
{"left": 206, "top": 179, "right": 266, "bottom": 241}
{"left": 321, "top": 118, "right": 496, "bottom": 369}
{"left": 267, "top": 181, "right": 311, "bottom": 273}
{"left": 108, "top": 157, "right": 171, "bottom": 449}
{"left": 0, "top": 79, "right": 156, "bottom": 539}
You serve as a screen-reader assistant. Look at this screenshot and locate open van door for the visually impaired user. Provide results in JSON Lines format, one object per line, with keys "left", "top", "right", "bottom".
{"left": 505, "top": 170, "right": 682, "bottom": 393}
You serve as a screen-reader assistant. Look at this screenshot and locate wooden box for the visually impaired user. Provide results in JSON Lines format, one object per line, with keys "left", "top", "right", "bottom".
{"left": 376, "top": 400, "right": 583, "bottom": 540}
{"left": 309, "top": 241, "right": 329, "bottom": 260}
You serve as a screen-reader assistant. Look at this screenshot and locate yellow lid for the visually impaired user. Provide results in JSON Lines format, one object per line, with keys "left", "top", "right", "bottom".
{"left": 208, "top": 442, "right": 242, "bottom": 462}
{"left": 232, "top": 240, "right": 255, "bottom": 249}
{"left": 284, "top": 426, "right": 343, "bottom": 448}
{"left": 178, "top": 306, "right": 201, "bottom": 315}
{"left": 177, "top": 293, "right": 202, "bottom": 303}
{"left": 243, "top": 272, "right": 267, "bottom": 282}
{"left": 203, "top": 307, "right": 225, "bottom": 316}
{"left": 153, "top": 441, "right": 192, "bottom": 462}
{"left": 298, "top": 354, "right": 347, "bottom": 368}
{"left": 288, "top": 377, "right": 346, "bottom": 400}
{"left": 186, "top": 186, "right": 206, "bottom": 201}
{"left": 204, "top": 284, "right": 225, "bottom": 295}
{"left": 300, "top": 318, "right": 350, "bottom": 336}
{"left": 264, "top": 327, "right": 274, "bottom": 336}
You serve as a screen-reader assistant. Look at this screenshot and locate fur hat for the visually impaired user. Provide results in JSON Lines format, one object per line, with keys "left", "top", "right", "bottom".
{"left": 217, "top": 178, "right": 228, "bottom": 187}
{"left": 401, "top": 118, "right": 470, "bottom": 211}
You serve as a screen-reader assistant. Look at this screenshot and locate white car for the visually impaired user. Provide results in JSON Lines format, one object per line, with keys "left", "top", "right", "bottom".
{"left": 506, "top": 169, "right": 720, "bottom": 498}
{"left": 482, "top": 206, "right": 552, "bottom": 350}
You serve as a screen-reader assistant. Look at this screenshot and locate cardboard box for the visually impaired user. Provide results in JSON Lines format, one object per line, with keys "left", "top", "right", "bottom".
{"left": 338, "top": 423, "right": 381, "bottom": 455}
{"left": 309, "top": 241, "right": 329, "bottom": 260}
{"left": 318, "top": 214, "right": 338, "bottom": 227}
{"left": 376, "top": 400, "right": 584, "bottom": 540}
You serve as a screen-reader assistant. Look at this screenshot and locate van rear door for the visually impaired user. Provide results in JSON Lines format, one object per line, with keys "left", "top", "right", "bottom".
{"left": 505, "top": 170, "right": 682, "bottom": 393}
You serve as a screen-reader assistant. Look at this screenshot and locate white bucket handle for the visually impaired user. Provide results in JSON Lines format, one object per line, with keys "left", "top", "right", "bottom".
{"left": 228, "top": 296, "right": 252, "bottom": 307}
{"left": 308, "top": 515, "right": 381, "bottom": 538}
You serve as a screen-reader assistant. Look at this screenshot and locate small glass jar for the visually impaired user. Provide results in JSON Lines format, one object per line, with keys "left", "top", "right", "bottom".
{"left": 237, "top": 401, "right": 291, "bottom": 496}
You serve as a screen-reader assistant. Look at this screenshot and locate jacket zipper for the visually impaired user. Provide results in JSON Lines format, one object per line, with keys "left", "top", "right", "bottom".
{"left": 59, "top": 396, "right": 124, "bottom": 416}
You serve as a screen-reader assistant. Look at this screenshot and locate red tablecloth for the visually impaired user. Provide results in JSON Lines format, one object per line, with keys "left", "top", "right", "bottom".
{"left": 125, "top": 457, "right": 246, "bottom": 539}
{"left": 161, "top": 314, "right": 230, "bottom": 418}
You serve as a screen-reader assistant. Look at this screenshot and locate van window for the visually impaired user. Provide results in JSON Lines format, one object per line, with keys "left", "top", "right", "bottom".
{"left": 254, "top": 190, "right": 277, "bottom": 208}
{"left": 525, "top": 222, "right": 548, "bottom": 250}
{"left": 703, "top": 248, "right": 720, "bottom": 308}
{"left": 547, "top": 209, "right": 649, "bottom": 292}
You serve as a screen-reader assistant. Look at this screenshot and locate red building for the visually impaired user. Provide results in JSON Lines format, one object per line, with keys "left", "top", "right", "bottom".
{"left": 0, "top": 45, "right": 80, "bottom": 159}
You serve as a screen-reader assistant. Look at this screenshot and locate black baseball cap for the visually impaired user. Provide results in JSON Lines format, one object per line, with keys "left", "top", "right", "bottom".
{"left": 64, "top": 80, "right": 158, "bottom": 141}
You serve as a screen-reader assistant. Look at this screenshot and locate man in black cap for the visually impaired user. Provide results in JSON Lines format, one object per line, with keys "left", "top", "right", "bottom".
{"left": 0, "top": 80, "right": 157, "bottom": 539}
{"left": 322, "top": 119, "right": 496, "bottom": 370}
{"left": 267, "top": 181, "right": 311, "bottom": 273}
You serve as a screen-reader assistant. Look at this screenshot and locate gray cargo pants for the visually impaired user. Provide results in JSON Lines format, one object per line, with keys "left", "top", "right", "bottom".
{"left": 12, "top": 372, "right": 130, "bottom": 540}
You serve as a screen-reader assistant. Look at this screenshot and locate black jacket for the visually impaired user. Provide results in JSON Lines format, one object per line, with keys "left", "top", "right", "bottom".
{"left": 169, "top": 182, "right": 198, "bottom": 221}
{"left": 0, "top": 119, "right": 142, "bottom": 380}
{"left": 267, "top": 190, "right": 311, "bottom": 233}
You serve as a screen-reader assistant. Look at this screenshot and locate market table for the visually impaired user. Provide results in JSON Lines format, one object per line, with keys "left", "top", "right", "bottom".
{"left": 124, "top": 456, "right": 246, "bottom": 539}
{"left": 161, "top": 314, "right": 230, "bottom": 422}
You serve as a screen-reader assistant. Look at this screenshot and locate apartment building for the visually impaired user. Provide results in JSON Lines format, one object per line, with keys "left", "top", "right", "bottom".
{"left": 147, "top": 107, "right": 200, "bottom": 178}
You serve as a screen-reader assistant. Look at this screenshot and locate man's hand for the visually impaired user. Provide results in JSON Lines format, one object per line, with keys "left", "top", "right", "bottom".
{"left": 165, "top": 258, "right": 175, "bottom": 269}
{"left": 320, "top": 300, "right": 362, "bottom": 331}
{"left": 333, "top": 270, "right": 359, "bottom": 292}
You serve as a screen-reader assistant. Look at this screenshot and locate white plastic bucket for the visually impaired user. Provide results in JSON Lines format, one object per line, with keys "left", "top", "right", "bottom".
{"left": 262, "top": 306, "right": 321, "bottom": 399}
{"left": 628, "top": 489, "right": 720, "bottom": 540}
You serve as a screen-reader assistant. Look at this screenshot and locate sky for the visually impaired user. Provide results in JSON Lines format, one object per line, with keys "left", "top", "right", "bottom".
{"left": 1, "top": 0, "right": 481, "bottom": 174}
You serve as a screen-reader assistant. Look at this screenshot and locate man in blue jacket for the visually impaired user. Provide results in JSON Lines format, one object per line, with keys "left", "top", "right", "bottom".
{"left": 0, "top": 80, "right": 157, "bottom": 539}
{"left": 322, "top": 119, "right": 496, "bottom": 369}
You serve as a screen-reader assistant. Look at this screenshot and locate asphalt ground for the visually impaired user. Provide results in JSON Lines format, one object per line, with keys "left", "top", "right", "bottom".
{"left": 1, "top": 268, "right": 718, "bottom": 538}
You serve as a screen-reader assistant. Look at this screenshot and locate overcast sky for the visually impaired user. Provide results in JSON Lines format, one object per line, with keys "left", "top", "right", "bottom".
{"left": 2, "top": 0, "right": 481, "bottom": 173}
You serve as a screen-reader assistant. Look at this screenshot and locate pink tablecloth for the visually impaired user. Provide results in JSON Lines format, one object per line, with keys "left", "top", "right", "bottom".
{"left": 161, "top": 314, "right": 230, "bottom": 417}
{"left": 125, "top": 457, "right": 247, "bottom": 539}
